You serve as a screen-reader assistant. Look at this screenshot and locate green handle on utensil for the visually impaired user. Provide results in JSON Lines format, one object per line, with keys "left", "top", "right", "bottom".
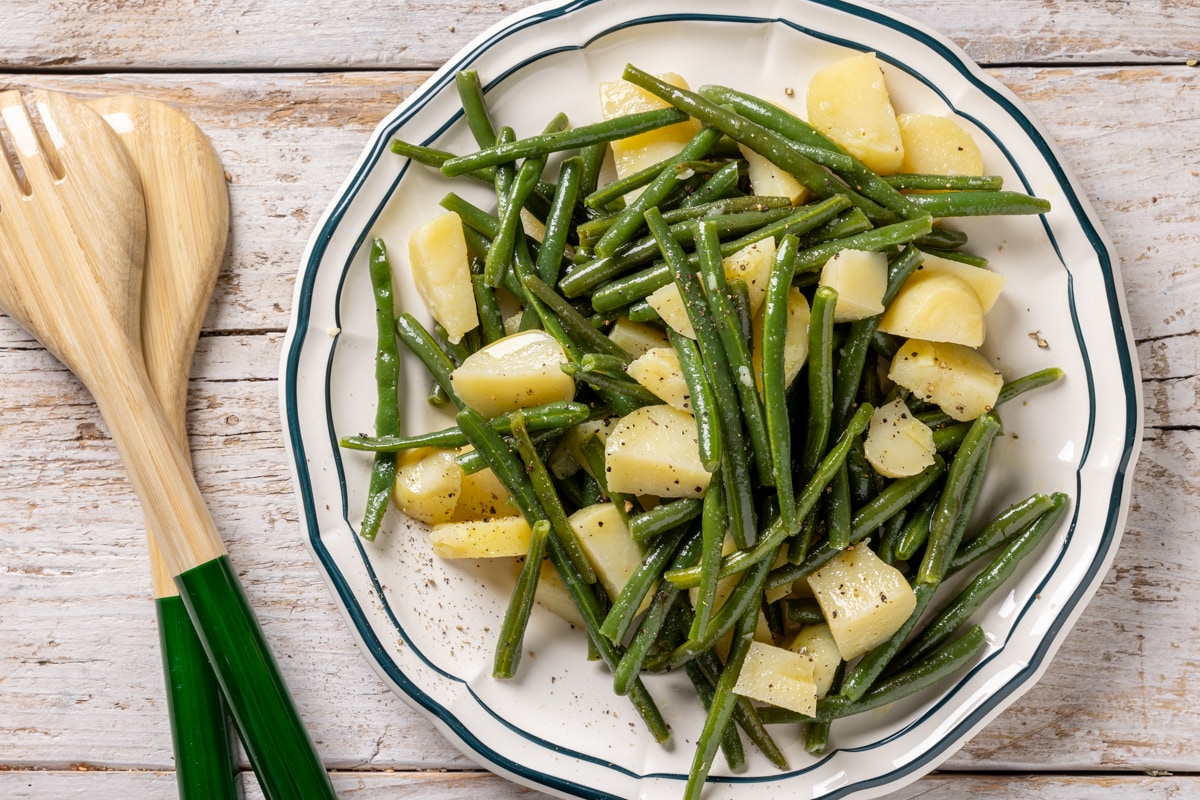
{"left": 156, "top": 595, "right": 241, "bottom": 799}
{"left": 176, "top": 555, "right": 337, "bottom": 800}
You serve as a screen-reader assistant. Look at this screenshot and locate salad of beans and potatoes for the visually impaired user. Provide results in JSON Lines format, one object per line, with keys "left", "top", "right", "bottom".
{"left": 341, "top": 51, "right": 1068, "bottom": 798}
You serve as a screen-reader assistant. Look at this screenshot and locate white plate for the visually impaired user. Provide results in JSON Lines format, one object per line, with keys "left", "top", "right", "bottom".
{"left": 280, "top": 1, "right": 1142, "bottom": 797}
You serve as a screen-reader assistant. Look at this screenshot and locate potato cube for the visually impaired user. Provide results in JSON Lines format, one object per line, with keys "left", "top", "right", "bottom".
{"left": 599, "top": 73, "right": 701, "bottom": 186}
{"left": 626, "top": 346, "right": 692, "bottom": 412}
{"left": 534, "top": 560, "right": 586, "bottom": 628}
{"left": 608, "top": 316, "right": 670, "bottom": 358}
{"left": 567, "top": 503, "right": 645, "bottom": 607}
{"left": 429, "top": 516, "right": 532, "bottom": 559}
{"left": 807, "top": 51, "right": 904, "bottom": 175}
{"left": 788, "top": 623, "right": 842, "bottom": 698}
{"left": 914, "top": 251, "right": 1006, "bottom": 313}
{"left": 408, "top": 211, "right": 478, "bottom": 344}
{"left": 450, "top": 329, "right": 575, "bottom": 417}
{"left": 645, "top": 283, "right": 694, "bottom": 339}
{"left": 450, "top": 449, "right": 518, "bottom": 521}
{"left": 739, "top": 144, "right": 811, "bottom": 205}
{"left": 819, "top": 249, "right": 887, "bottom": 322}
{"left": 897, "top": 113, "right": 984, "bottom": 177}
{"left": 604, "top": 404, "right": 713, "bottom": 498}
{"left": 807, "top": 544, "right": 917, "bottom": 661}
{"left": 863, "top": 397, "right": 937, "bottom": 478}
{"left": 391, "top": 448, "right": 461, "bottom": 525}
{"left": 723, "top": 237, "right": 776, "bottom": 316}
{"left": 878, "top": 270, "right": 986, "bottom": 347}
{"left": 733, "top": 641, "right": 819, "bottom": 716}
{"left": 888, "top": 339, "right": 1003, "bottom": 422}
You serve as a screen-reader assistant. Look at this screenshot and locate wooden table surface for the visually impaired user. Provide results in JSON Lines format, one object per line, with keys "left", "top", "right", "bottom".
{"left": 1, "top": 1, "right": 1198, "bottom": 797}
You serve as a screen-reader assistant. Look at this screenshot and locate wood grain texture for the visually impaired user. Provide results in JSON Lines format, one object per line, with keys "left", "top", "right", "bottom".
{"left": 0, "top": 0, "right": 1197, "bottom": 69}
{"left": 2, "top": 2, "right": 1199, "bottom": 796}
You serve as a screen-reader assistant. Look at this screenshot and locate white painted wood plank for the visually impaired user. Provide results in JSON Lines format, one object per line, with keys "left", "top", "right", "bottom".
{"left": 0, "top": 0, "right": 1196, "bottom": 70}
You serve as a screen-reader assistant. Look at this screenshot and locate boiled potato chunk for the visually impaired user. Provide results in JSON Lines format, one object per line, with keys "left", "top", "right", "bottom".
{"left": 897, "top": 113, "right": 984, "bottom": 177}
{"left": 877, "top": 271, "right": 986, "bottom": 347}
{"left": 723, "top": 237, "right": 776, "bottom": 316}
{"left": 604, "top": 404, "right": 713, "bottom": 498}
{"left": 626, "top": 347, "right": 692, "bottom": 412}
{"left": 788, "top": 623, "right": 842, "bottom": 698}
{"left": 807, "top": 51, "right": 904, "bottom": 175}
{"left": 392, "top": 448, "right": 461, "bottom": 525}
{"left": 450, "top": 449, "right": 519, "bottom": 521}
{"left": 863, "top": 397, "right": 936, "bottom": 478}
{"left": 889, "top": 339, "right": 1003, "bottom": 422}
{"left": 807, "top": 544, "right": 917, "bottom": 661}
{"left": 915, "top": 251, "right": 1006, "bottom": 313}
{"left": 568, "top": 503, "right": 645, "bottom": 606}
{"left": 429, "top": 516, "right": 532, "bottom": 559}
{"left": 450, "top": 330, "right": 575, "bottom": 417}
{"left": 819, "top": 249, "right": 887, "bottom": 322}
{"left": 408, "top": 211, "right": 478, "bottom": 345}
{"left": 751, "top": 285, "right": 811, "bottom": 391}
{"left": 739, "top": 144, "right": 811, "bottom": 205}
{"left": 553, "top": 417, "right": 619, "bottom": 479}
{"left": 534, "top": 560, "right": 586, "bottom": 628}
{"left": 608, "top": 316, "right": 670, "bottom": 358}
{"left": 733, "top": 641, "right": 818, "bottom": 716}
{"left": 645, "top": 283, "right": 695, "bottom": 339}
{"left": 600, "top": 73, "right": 701, "bottom": 186}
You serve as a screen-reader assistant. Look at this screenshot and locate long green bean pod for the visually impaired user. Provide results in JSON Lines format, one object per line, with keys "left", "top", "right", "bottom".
{"left": 948, "top": 492, "right": 1060, "bottom": 574}
{"left": 601, "top": 526, "right": 688, "bottom": 644}
{"left": 762, "top": 234, "right": 799, "bottom": 532}
{"left": 455, "top": 69, "right": 498, "bottom": 148}
{"left": 536, "top": 155, "right": 582, "bottom": 285}
{"left": 671, "top": 331, "right": 722, "bottom": 472}
{"left": 689, "top": 477, "right": 728, "bottom": 640}
{"left": 360, "top": 238, "right": 402, "bottom": 541}
{"left": 493, "top": 519, "right": 550, "bottom": 679}
{"left": 341, "top": 400, "right": 590, "bottom": 452}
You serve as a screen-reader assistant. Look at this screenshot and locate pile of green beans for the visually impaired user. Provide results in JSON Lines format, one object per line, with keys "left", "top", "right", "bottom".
{"left": 346, "top": 65, "right": 1068, "bottom": 797}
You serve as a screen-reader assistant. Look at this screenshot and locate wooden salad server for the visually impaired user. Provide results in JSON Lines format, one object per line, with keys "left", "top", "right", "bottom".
{"left": 88, "top": 94, "right": 237, "bottom": 800}
{"left": 0, "top": 88, "right": 335, "bottom": 800}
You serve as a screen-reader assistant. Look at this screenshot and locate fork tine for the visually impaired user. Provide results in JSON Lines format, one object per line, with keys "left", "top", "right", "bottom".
{"left": 0, "top": 89, "right": 64, "bottom": 195}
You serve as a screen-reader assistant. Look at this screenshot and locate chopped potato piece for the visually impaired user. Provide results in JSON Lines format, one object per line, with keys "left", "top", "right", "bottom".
{"left": 408, "top": 211, "right": 478, "bottom": 345}
{"left": 914, "top": 251, "right": 1006, "bottom": 313}
{"left": 608, "top": 317, "right": 670, "bottom": 358}
{"left": 734, "top": 641, "right": 818, "bottom": 716}
{"left": 626, "top": 347, "right": 692, "bottom": 412}
{"left": 788, "top": 623, "right": 841, "bottom": 699}
{"left": 556, "top": 417, "right": 619, "bottom": 479}
{"left": 807, "top": 51, "right": 904, "bottom": 175}
{"left": 429, "top": 516, "right": 532, "bottom": 559}
{"left": 863, "top": 397, "right": 937, "bottom": 478}
{"left": 897, "top": 113, "right": 984, "bottom": 176}
{"left": 450, "top": 448, "right": 518, "bottom": 521}
{"left": 533, "top": 560, "right": 585, "bottom": 628}
{"left": 391, "top": 448, "right": 461, "bottom": 525}
{"left": 645, "top": 283, "right": 694, "bottom": 339}
{"left": 723, "top": 237, "right": 776, "bottom": 316}
{"left": 568, "top": 503, "right": 646, "bottom": 608}
{"left": 739, "top": 144, "right": 811, "bottom": 205}
{"left": 807, "top": 544, "right": 917, "bottom": 661}
{"left": 889, "top": 339, "right": 1003, "bottom": 422}
{"left": 450, "top": 330, "right": 575, "bottom": 417}
{"left": 600, "top": 73, "right": 701, "bottom": 188}
{"left": 819, "top": 249, "right": 887, "bottom": 322}
{"left": 605, "top": 404, "right": 713, "bottom": 498}
{"left": 878, "top": 270, "right": 986, "bottom": 347}
{"left": 751, "top": 285, "right": 811, "bottom": 391}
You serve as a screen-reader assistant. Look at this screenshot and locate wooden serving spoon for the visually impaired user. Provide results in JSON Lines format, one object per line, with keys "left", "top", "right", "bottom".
{"left": 89, "top": 94, "right": 237, "bottom": 800}
{"left": 0, "top": 88, "right": 335, "bottom": 800}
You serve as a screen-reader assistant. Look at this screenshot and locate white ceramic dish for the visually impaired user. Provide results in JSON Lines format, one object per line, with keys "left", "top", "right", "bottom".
{"left": 280, "top": 1, "right": 1142, "bottom": 797}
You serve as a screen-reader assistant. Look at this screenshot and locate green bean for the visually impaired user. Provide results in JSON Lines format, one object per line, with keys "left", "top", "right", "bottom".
{"left": 442, "top": 107, "right": 689, "bottom": 177}
{"left": 699, "top": 83, "right": 924, "bottom": 221}
{"left": 801, "top": 286, "right": 838, "bottom": 481}
{"left": 522, "top": 274, "right": 633, "bottom": 363}
{"left": 583, "top": 151, "right": 677, "bottom": 210}
{"left": 511, "top": 411, "right": 596, "bottom": 585}
{"left": 689, "top": 478, "right": 728, "bottom": 641}
{"left": 681, "top": 159, "right": 743, "bottom": 207}
{"left": 628, "top": 497, "right": 704, "bottom": 542}
{"left": 899, "top": 493, "right": 1068, "bottom": 670}
{"left": 340, "top": 400, "right": 590, "bottom": 452}
{"left": 893, "top": 489, "right": 940, "bottom": 562}
{"left": 594, "top": 126, "right": 723, "bottom": 257}
{"left": 601, "top": 526, "right": 688, "bottom": 644}
{"left": 683, "top": 588, "right": 762, "bottom": 800}
{"left": 665, "top": 404, "right": 873, "bottom": 590}
{"left": 914, "top": 225, "right": 969, "bottom": 251}
{"left": 884, "top": 173, "right": 1005, "bottom": 192}
{"left": 916, "top": 367, "right": 1065, "bottom": 429}
{"left": 493, "top": 519, "right": 549, "bottom": 679}
{"left": 576, "top": 434, "right": 633, "bottom": 527}
{"left": 683, "top": 660, "right": 745, "bottom": 772}
{"left": 649, "top": 207, "right": 756, "bottom": 548}
{"left": 906, "top": 191, "right": 1051, "bottom": 217}
{"left": 671, "top": 331, "right": 722, "bottom": 472}
{"left": 396, "top": 313, "right": 463, "bottom": 410}
{"left": 455, "top": 407, "right": 544, "bottom": 521}
{"left": 931, "top": 422, "right": 971, "bottom": 453}
{"left": 949, "top": 492, "right": 1059, "bottom": 574}
{"left": 786, "top": 597, "right": 824, "bottom": 625}
{"left": 579, "top": 352, "right": 632, "bottom": 377}
{"left": 922, "top": 247, "right": 989, "bottom": 268}
{"left": 562, "top": 362, "right": 662, "bottom": 410}
{"left": 918, "top": 412, "right": 1003, "bottom": 587}
{"left": 825, "top": 464, "right": 853, "bottom": 551}
{"left": 536, "top": 155, "right": 582, "bottom": 285}
{"left": 792, "top": 215, "right": 934, "bottom": 273}
{"left": 455, "top": 69, "right": 498, "bottom": 148}
{"left": 762, "top": 234, "right": 799, "bottom": 533}
{"left": 360, "top": 238, "right": 402, "bottom": 541}
{"left": 578, "top": 142, "right": 608, "bottom": 197}
{"left": 470, "top": 274, "right": 506, "bottom": 344}
{"left": 623, "top": 66, "right": 897, "bottom": 226}
{"left": 578, "top": 194, "right": 791, "bottom": 247}
{"left": 696, "top": 220, "right": 773, "bottom": 484}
